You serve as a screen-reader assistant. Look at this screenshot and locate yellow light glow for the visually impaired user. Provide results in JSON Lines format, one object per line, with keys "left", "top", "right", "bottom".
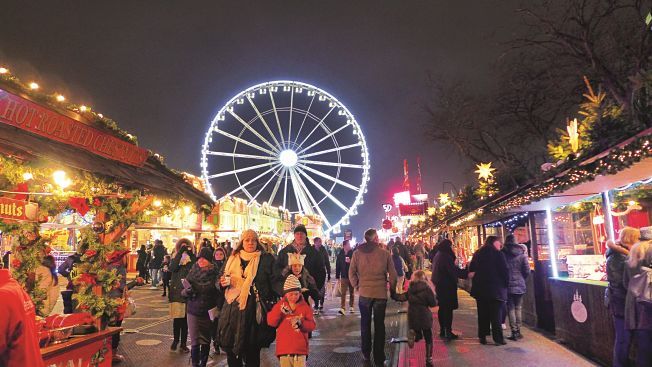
{"left": 0, "top": 67, "right": 8, "bottom": 74}
{"left": 80, "top": 105, "right": 87, "bottom": 112}
{"left": 153, "top": 200, "right": 162, "bottom": 207}
{"left": 567, "top": 118, "right": 579, "bottom": 153}
{"left": 29, "top": 82, "right": 39, "bottom": 90}
{"left": 572, "top": 202, "right": 582, "bottom": 209}
{"left": 184, "top": 206, "right": 191, "bottom": 215}
{"left": 97, "top": 113, "right": 103, "bottom": 118}
{"left": 438, "top": 193, "right": 450, "bottom": 204}
{"left": 56, "top": 95, "right": 65, "bottom": 102}
{"left": 629, "top": 200, "right": 637, "bottom": 206}
{"left": 22, "top": 172, "right": 33, "bottom": 181}
{"left": 475, "top": 162, "right": 496, "bottom": 180}
{"left": 53, "top": 170, "right": 72, "bottom": 189}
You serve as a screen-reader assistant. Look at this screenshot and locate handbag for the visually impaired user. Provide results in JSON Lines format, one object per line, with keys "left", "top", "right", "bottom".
{"left": 253, "top": 284, "right": 277, "bottom": 348}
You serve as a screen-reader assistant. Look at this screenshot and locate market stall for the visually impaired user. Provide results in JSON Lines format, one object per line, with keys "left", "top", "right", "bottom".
{"left": 0, "top": 68, "right": 212, "bottom": 364}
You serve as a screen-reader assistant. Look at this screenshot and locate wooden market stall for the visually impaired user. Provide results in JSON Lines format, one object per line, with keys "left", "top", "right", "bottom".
{"left": 0, "top": 72, "right": 213, "bottom": 365}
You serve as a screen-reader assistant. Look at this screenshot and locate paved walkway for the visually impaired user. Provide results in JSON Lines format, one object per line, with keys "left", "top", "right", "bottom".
{"left": 113, "top": 280, "right": 599, "bottom": 366}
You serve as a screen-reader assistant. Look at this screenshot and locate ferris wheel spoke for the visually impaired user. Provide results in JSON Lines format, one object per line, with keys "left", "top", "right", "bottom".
{"left": 297, "top": 123, "right": 350, "bottom": 155}
{"left": 213, "top": 128, "right": 276, "bottom": 156}
{"left": 283, "top": 169, "right": 289, "bottom": 209}
{"left": 225, "top": 163, "right": 282, "bottom": 197}
{"left": 293, "top": 168, "right": 332, "bottom": 228}
{"left": 228, "top": 110, "right": 279, "bottom": 153}
{"left": 206, "top": 161, "right": 277, "bottom": 180}
{"left": 249, "top": 166, "right": 283, "bottom": 204}
{"left": 268, "top": 167, "right": 286, "bottom": 206}
{"left": 289, "top": 168, "right": 314, "bottom": 215}
{"left": 299, "top": 142, "right": 362, "bottom": 159}
{"left": 297, "top": 163, "right": 360, "bottom": 192}
{"left": 269, "top": 92, "right": 285, "bottom": 149}
{"left": 289, "top": 168, "right": 305, "bottom": 214}
{"left": 296, "top": 106, "right": 335, "bottom": 149}
{"left": 295, "top": 166, "right": 349, "bottom": 212}
{"left": 247, "top": 96, "right": 282, "bottom": 148}
{"left": 206, "top": 151, "right": 275, "bottom": 161}
{"left": 298, "top": 159, "right": 364, "bottom": 169}
{"left": 293, "top": 94, "right": 316, "bottom": 145}
{"left": 287, "top": 89, "right": 294, "bottom": 143}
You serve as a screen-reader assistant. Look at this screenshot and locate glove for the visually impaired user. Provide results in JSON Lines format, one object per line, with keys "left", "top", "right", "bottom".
{"left": 281, "top": 304, "right": 292, "bottom": 315}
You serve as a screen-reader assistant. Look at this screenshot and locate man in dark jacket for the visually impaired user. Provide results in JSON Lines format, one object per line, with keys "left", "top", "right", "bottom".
{"left": 393, "top": 238, "right": 413, "bottom": 280}
{"left": 501, "top": 234, "right": 530, "bottom": 340}
{"left": 469, "top": 236, "right": 509, "bottom": 345}
{"left": 277, "top": 225, "right": 326, "bottom": 315}
{"left": 314, "top": 237, "right": 331, "bottom": 312}
{"left": 336, "top": 240, "right": 355, "bottom": 314}
{"left": 350, "top": 229, "right": 398, "bottom": 367}
{"left": 149, "top": 239, "right": 167, "bottom": 288}
{"left": 57, "top": 243, "right": 88, "bottom": 314}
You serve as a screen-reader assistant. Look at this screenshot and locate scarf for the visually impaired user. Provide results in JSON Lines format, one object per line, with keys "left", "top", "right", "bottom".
{"left": 224, "top": 250, "right": 261, "bottom": 310}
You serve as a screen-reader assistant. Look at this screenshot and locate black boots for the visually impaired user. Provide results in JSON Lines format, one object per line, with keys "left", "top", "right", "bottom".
{"left": 200, "top": 344, "right": 210, "bottom": 367}
{"left": 425, "top": 342, "right": 434, "bottom": 367}
{"left": 442, "top": 329, "right": 459, "bottom": 340}
{"left": 508, "top": 330, "right": 523, "bottom": 341}
{"left": 191, "top": 345, "right": 201, "bottom": 367}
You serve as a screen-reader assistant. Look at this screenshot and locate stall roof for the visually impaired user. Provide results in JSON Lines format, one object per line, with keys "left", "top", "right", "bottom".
{"left": 0, "top": 81, "right": 213, "bottom": 207}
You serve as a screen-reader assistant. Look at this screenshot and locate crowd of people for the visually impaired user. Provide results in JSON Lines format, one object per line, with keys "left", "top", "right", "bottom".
{"left": 3, "top": 224, "right": 651, "bottom": 367}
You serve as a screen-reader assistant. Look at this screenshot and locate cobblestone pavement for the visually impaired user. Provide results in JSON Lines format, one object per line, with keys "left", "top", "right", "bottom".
{"left": 115, "top": 278, "right": 600, "bottom": 367}
{"left": 116, "top": 282, "right": 402, "bottom": 367}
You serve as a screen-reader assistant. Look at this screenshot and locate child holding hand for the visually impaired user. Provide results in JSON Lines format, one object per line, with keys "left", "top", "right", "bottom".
{"left": 267, "top": 274, "right": 316, "bottom": 367}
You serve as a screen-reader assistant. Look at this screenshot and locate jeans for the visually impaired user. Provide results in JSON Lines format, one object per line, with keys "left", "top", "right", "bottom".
{"left": 612, "top": 314, "right": 631, "bottom": 367}
{"left": 340, "top": 278, "right": 355, "bottom": 309}
{"left": 150, "top": 268, "right": 161, "bottom": 287}
{"left": 476, "top": 299, "right": 505, "bottom": 343}
{"left": 359, "top": 296, "right": 387, "bottom": 364}
{"left": 507, "top": 294, "right": 524, "bottom": 334}
{"left": 634, "top": 329, "right": 652, "bottom": 367}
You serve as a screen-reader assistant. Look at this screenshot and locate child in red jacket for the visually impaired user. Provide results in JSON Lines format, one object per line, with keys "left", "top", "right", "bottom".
{"left": 267, "top": 274, "right": 316, "bottom": 367}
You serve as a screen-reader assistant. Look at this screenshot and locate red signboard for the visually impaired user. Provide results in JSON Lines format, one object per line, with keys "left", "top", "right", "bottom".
{"left": 0, "top": 88, "right": 148, "bottom": 167}
{"left": 0, "top": 197, "right": 37, "bottom": 221}
{"left": 398, "top": 202, "right": 428, "bottom": 216}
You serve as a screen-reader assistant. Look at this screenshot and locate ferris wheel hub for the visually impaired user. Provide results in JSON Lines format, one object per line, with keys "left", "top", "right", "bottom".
{"left": 279, "top": 149, "right": 298, "bottom": 167}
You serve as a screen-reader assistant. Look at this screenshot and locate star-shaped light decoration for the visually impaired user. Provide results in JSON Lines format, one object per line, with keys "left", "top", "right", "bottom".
{"left": 438, "top": 193, "right": 450, "bottom": 205}
{"left": 567, "top": 118, "right": 579, "bottom": 153}
{"left": 475, "top": 162, "right": 496, "bottom": 181}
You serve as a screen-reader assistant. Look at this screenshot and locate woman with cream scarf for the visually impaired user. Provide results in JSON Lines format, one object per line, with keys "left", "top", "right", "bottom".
{"left": 217, "top": 229, "right": 278, "bottom": 367}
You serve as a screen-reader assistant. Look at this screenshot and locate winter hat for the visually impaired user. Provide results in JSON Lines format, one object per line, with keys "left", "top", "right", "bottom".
{"left": 288, "top": 253, "right": 306, "bottom": 266}
{"left": 293, "top": 224, "right": 308, "bottom": 236}
{"left": 283, "top": 274, "right": 302, "bottom": 294}
{"left": 199, "top": 247, "right": 214, "bottom": 262}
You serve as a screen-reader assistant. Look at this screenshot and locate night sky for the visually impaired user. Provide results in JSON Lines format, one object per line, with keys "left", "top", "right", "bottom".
{"left": 0, "top": 1, "right": 522, "bottom": 233}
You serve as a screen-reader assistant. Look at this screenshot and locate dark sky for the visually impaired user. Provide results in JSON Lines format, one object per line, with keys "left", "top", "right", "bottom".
{"left": 0, "top": 1, "right": 521, "bottom": 233}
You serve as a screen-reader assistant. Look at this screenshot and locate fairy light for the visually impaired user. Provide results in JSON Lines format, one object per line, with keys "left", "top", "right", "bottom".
{"left": 56, "top": 94, "right": 65, "bottom": 102}
{"left": 29, "top": 82, "right": 39, "bottom": 90}
{"left": 0, "top": 67, "right": 8, "bottom": 74}
{"left": 80, "top": 105, "right": 88, "bottom": 112}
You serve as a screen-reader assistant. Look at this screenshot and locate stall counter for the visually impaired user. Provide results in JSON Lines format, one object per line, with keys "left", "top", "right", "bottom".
{"left": 42, "top": 327, "right": 121, "bottom": 367}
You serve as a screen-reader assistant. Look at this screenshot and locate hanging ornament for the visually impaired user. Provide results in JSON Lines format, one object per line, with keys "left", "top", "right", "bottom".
{"left": 567, "top": 118, "right": 580, "bottom": 153}
{"left": 91, "top": 221, "right": 105, "bottom": 233}
{"left": 475, "top": 162, "right": 496, "bottom": 181}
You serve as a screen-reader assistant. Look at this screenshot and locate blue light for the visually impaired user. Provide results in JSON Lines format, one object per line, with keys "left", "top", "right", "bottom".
{"left": 546, "top": 208, "right": 559, "bottom": 277}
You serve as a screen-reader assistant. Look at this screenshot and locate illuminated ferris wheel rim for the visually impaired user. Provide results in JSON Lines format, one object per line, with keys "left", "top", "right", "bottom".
{"left": 200, "top": 80, "right": 371, "bottom": 236}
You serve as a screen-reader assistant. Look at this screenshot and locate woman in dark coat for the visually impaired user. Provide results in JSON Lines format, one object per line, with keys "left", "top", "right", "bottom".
{"left": 501, "top": 234, "right": 530, "bottom": 341}
{"left": 210, "top": 247, "right": 227, "bottom": 355}
{"left": 136, "top": 245, "right": 148, "bottom": 280}
{"left": 217, "top": 229, "right": 278, "bottom": 367}
{"left": 623, "top": 239, "right": 652, "bottom": 367}
{"left": 469, "top": 235, "right": 509, "bottom": 345}
{"left": 431, "top": 239, "right": 467, "bottom": 340}
{"left": 184, "top": 247, "right": 220, "bottom": 367}
{"left": 169, "top": 238, "right": 196, "bottom": 353}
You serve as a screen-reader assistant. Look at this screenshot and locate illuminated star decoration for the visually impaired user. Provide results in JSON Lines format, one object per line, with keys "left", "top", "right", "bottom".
{"left": 567, "top": 118, "right": 579, "bottom": 153}
{"left": 438, "top": 193, "right": 450, "bottom": 205}
{"left": 475, "top": 162, "right": 496, "bottom": 181}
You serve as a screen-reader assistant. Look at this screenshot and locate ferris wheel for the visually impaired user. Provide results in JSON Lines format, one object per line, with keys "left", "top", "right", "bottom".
{"left": 200, "top": 81, "right": 370, "bottom": 236}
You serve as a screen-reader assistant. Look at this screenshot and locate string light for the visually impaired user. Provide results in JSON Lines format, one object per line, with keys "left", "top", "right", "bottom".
{"left": 22, "top": 172, "right": 33, "bottom": 181}
{"left": 29, "top": 82, "right": 39, "bottom": 90}
{"left": 0, "top": 67, "right": 8, "bottom": 74}
{"left": 80, "top": 105, "right": 88, "bottom": 112}
{"left": 56, "top": 94, "right": 65, "bottom": 102}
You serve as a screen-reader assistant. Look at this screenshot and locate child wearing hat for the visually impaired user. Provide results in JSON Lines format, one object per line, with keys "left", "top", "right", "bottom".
{"left": 267, "top": 274, "right": 316, "bottom": 367}
{"left": 278, "top": 253, "right": 320, "bottom": 306}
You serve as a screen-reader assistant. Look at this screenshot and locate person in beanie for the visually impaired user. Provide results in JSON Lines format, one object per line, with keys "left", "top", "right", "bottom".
{"left": 184, "top": 247, "right": 219, "bottom": 367}
{"left": 277, "top": 253, "right": 319, "bottom": 306}
{"left": 267, "top": 274, "right": 316, "bottom": 367}
{"left": 277, "top": 225, "right": 326, "bottom": 315}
